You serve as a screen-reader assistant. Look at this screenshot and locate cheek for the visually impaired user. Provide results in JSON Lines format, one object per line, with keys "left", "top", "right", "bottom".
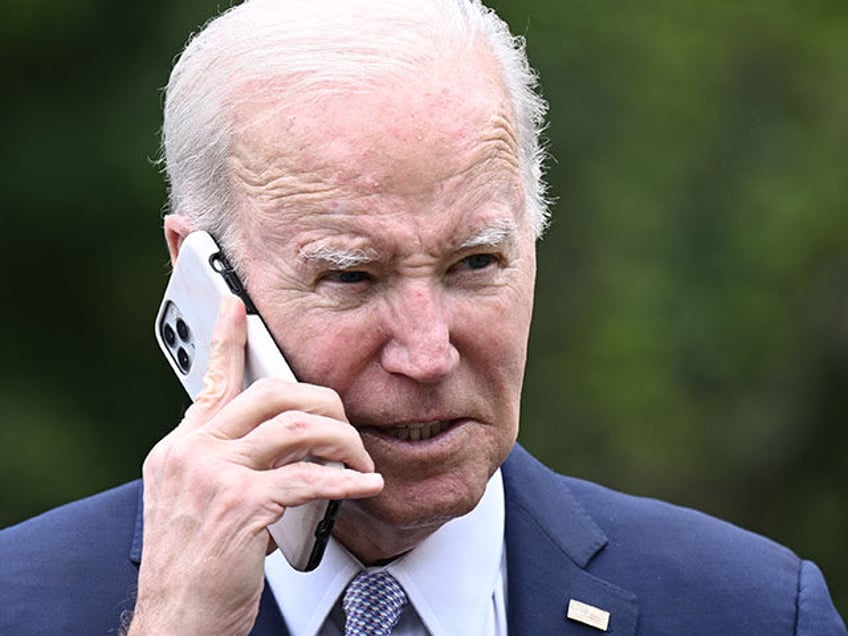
{"left": 272, "top": 307, "right": 383, "bottom": 392}
{"left": 467, "top": 289, "right": 534, "bottom": 427}
{"left": 466, "top": 320, "right": 528, "bottom": 418}
{"left": 464, "top": 282, "right": 534, "bottom": 371}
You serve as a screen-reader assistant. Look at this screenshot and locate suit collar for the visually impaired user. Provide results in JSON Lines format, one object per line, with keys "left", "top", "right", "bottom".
{"left": 502, "top": 445, "right": 640, "bottom": 635}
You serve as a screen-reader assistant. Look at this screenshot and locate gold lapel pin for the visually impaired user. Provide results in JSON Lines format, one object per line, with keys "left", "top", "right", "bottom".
{"left": 566, "top": 598, "right": 610, "bottom": 632}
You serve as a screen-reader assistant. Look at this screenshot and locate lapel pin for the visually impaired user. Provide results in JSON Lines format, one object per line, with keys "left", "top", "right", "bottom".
{"left": 566, "top": 598, "right": 610, "bottom": 632}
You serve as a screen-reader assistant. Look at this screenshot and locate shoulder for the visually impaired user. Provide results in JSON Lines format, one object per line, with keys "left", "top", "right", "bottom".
{"left": 1, "top": 480, "right": 142, "bottom": 562}
{"left": 0, "top": 481, "right": 142, "bottom": 635}
{"left": 564, "top": 471, "right": 794, "bottom": 563}
{"left": 505, "top": 444, "right": 795, "bottom": 566}
{"left": 568, "top": 475, "right": 845, "bottom": 634}
{"left": 502, "top": 445, "right": 846, "bottom": 634}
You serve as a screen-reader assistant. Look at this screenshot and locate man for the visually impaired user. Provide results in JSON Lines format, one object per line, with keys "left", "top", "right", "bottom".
{"left": 0, "top": 0, "right": 844, "bottom": 634}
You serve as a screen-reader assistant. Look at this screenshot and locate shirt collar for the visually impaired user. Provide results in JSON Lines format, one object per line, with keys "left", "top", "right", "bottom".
{"left": 265, "top": 469, "right": 505, "bottom": 636}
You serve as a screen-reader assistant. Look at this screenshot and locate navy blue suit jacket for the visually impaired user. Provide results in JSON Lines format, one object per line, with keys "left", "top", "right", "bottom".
{"left": 1, "top": 445, "right": 845, "bottom": 635}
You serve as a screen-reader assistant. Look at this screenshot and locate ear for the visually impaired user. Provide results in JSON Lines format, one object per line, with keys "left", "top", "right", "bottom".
{"left": 163, "top": 215, "right": 195, "bottom": 265}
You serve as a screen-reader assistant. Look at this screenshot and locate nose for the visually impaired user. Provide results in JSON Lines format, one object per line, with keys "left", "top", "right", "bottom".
{"left": 379, "top": 281, "right": 460, "bottom": 383}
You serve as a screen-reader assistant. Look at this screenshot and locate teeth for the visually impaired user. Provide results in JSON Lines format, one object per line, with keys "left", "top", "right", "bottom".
{"left": 386, "top": 421, "right": 448, "bottom": 441}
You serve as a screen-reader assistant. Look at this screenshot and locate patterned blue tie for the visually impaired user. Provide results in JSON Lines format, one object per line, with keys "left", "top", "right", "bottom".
{"left": 342, "top": 570, "right": 408, "bottom": 636}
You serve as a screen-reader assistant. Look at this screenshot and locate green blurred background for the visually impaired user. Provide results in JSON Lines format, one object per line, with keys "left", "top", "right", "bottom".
{"left": 2, "top": 0, "right": 846, "bottom": 616}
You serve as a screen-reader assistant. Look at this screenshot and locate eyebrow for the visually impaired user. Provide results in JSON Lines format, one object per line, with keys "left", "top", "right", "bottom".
{"left": 298, "top": 219, "right": 519, "bottom": 269}
{"left": 459, "top": 219, "right": 518, "bottom": 250}
{"left": 298, "top": 245, "right": 378, "bottom": 269}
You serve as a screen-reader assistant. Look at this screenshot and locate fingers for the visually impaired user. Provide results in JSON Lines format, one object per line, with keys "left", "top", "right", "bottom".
{"left": 181, "top": 295, "right": 247, "bottom": 431}
{"left": 204, "top": 378, "right": 348, "bottom": 441}
{"left": 261, "top": 462, "right": 384, "bottom": 508}
{"left": 239, "top": 409, "right": 374, "bottom": 473}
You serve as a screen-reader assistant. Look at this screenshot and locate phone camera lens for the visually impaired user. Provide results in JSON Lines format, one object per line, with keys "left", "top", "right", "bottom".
{"left": 176, "top": 319, "right": 190, "bottom": 342}
{"left": 162, "top": 324, "right": 176, "bottom": 346}
{"left": 177, "top": 347, "right": 191, "bottom": 373}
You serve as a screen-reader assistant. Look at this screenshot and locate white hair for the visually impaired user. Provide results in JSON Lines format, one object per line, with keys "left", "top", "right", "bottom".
{"left": 160, "top": 0, "right": 550, "bottom": 254}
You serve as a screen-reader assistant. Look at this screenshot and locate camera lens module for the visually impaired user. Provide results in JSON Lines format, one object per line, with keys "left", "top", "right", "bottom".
{"left": 177, "top": 347, "right": 191, "bottom": 373}
{"left": 176, "top": 319, "right": 190, "bottom": 342}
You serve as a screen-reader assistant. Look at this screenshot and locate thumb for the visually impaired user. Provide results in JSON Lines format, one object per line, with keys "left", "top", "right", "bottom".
{"left": 180, "top": 295, "right": 247, "bottom": 431}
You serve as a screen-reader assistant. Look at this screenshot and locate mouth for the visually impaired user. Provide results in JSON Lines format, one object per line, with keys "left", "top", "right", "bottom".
{"left": 364, "top": 420, "right": 456, "bottom": 442}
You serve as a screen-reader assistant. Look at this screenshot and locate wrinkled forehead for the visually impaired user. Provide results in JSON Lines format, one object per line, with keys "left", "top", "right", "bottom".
{"left": 227, "top": 39, "right": 517, "bottom": 192}
{"left": 242, "top": 83, "right": 509, "bottom": 176}
{"left": 215, "top": 54, "right": 532, "bottom": 288}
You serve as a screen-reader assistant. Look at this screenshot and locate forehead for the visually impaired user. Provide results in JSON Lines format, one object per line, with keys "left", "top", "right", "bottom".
{"left": 227, "top": 45, "right": 526, "bottom": 249}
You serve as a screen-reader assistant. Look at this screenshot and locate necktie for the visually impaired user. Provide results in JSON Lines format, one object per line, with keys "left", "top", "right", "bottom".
{"left": 342, "top": 570, "right": 409, "bottom": 636}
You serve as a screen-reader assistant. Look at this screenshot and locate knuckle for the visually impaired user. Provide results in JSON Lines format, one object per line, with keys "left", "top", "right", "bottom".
{"left": 195, "top": 366, "right": 231, "bottom": 407}
{"left": 161, "top": 440, "right": 193, "bottom": 480}
{"left": 208, "top": 328, "right": 232, "bottom": 362}
{"left": 282, "top": 464, "right": 366, "bottom": 501}
{"left": 166, "top": 434, "right": 195, "bottom": 465}
{"left": 141, "top": 433, "right": 177, "bottom": 476}
{"left": 273, "top": 463, "right": 320, "bottom": 504}
{"left": 275, "top": 410, "right": 310, "bottom": 439}
{"left": 149, "top": 433, "right": 200, "bottom": 474}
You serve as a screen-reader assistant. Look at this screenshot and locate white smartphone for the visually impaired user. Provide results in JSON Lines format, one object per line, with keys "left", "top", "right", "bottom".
{"left": 154, "top": 230, "right": 341, "bottom": 571}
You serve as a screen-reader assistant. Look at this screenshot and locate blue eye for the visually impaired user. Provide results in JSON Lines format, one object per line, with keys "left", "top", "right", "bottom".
{"left": 461, "top": 253, "right": 498, "bottom": 270}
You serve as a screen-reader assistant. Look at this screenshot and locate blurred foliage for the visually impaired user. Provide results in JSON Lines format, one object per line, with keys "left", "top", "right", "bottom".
{"left": 1, "top": 0, "right": 846, "bottom": 617}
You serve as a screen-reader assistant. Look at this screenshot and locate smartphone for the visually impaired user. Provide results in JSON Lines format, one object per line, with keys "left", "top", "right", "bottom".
{"left": 154, "top": 230, "right": 340, "bottom": 571}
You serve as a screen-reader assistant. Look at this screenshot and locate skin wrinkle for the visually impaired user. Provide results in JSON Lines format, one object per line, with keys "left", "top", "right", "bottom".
{"left": 226, "top": 71, "right": 520, "bottom": 213}
{"left": 233, "top": 168, "right": 524, "bottom": 286}
{"left": 227, "top": 106, "right": 519, "bottom": 257}
{"left": 230, "top": 136, "right": 519, "bottom": 217}
{"left": 227, "top": 155, "right": 342, "bottom": 206}
{"left": 236, "top": 171, "right": 524, "bottom": 277}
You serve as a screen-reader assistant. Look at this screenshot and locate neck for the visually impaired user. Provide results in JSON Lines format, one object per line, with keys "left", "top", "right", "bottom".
{"left": 331, "top": 501, "right": 449, "bottom": 565}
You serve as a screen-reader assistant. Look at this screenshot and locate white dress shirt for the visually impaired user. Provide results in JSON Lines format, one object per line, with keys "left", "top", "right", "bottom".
{"left": 265, "top": 469, "right": 508, "bottom": 636}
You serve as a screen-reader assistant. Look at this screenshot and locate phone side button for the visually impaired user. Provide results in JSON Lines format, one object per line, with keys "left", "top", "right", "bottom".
{"left": 316, "top": 520, "right": 332, "bottom": 538}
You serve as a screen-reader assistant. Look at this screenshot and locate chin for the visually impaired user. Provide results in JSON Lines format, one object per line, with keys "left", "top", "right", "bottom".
{"left": 365, "top": 471, "right": 487, "bottom": 530}
{"left": 332, "top": 469, "right": 493, "bottom": 563}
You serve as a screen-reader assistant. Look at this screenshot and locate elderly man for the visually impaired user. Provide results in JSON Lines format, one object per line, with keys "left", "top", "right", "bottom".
{"left": 1, "top": 0, "right": 845, "bottom": 634}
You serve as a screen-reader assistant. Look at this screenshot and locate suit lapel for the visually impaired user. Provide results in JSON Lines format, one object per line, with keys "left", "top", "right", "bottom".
{"left": 503, "top": 446, "right": 640, "bottom": 635}
{"left": 250, "top": 587, "right": 289, "bottom": 636}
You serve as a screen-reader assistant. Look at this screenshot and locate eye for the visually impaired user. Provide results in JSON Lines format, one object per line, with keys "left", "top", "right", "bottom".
{"left": 453, "top": 253, "right": 500, "bottom": 272}
{"left": 322, "top": 270, "right": 372, "bottom": 284}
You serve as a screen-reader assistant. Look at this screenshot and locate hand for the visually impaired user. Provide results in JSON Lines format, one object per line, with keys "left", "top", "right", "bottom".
{"left": 128, "top": 296, "right": 383, "bottom": 636}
